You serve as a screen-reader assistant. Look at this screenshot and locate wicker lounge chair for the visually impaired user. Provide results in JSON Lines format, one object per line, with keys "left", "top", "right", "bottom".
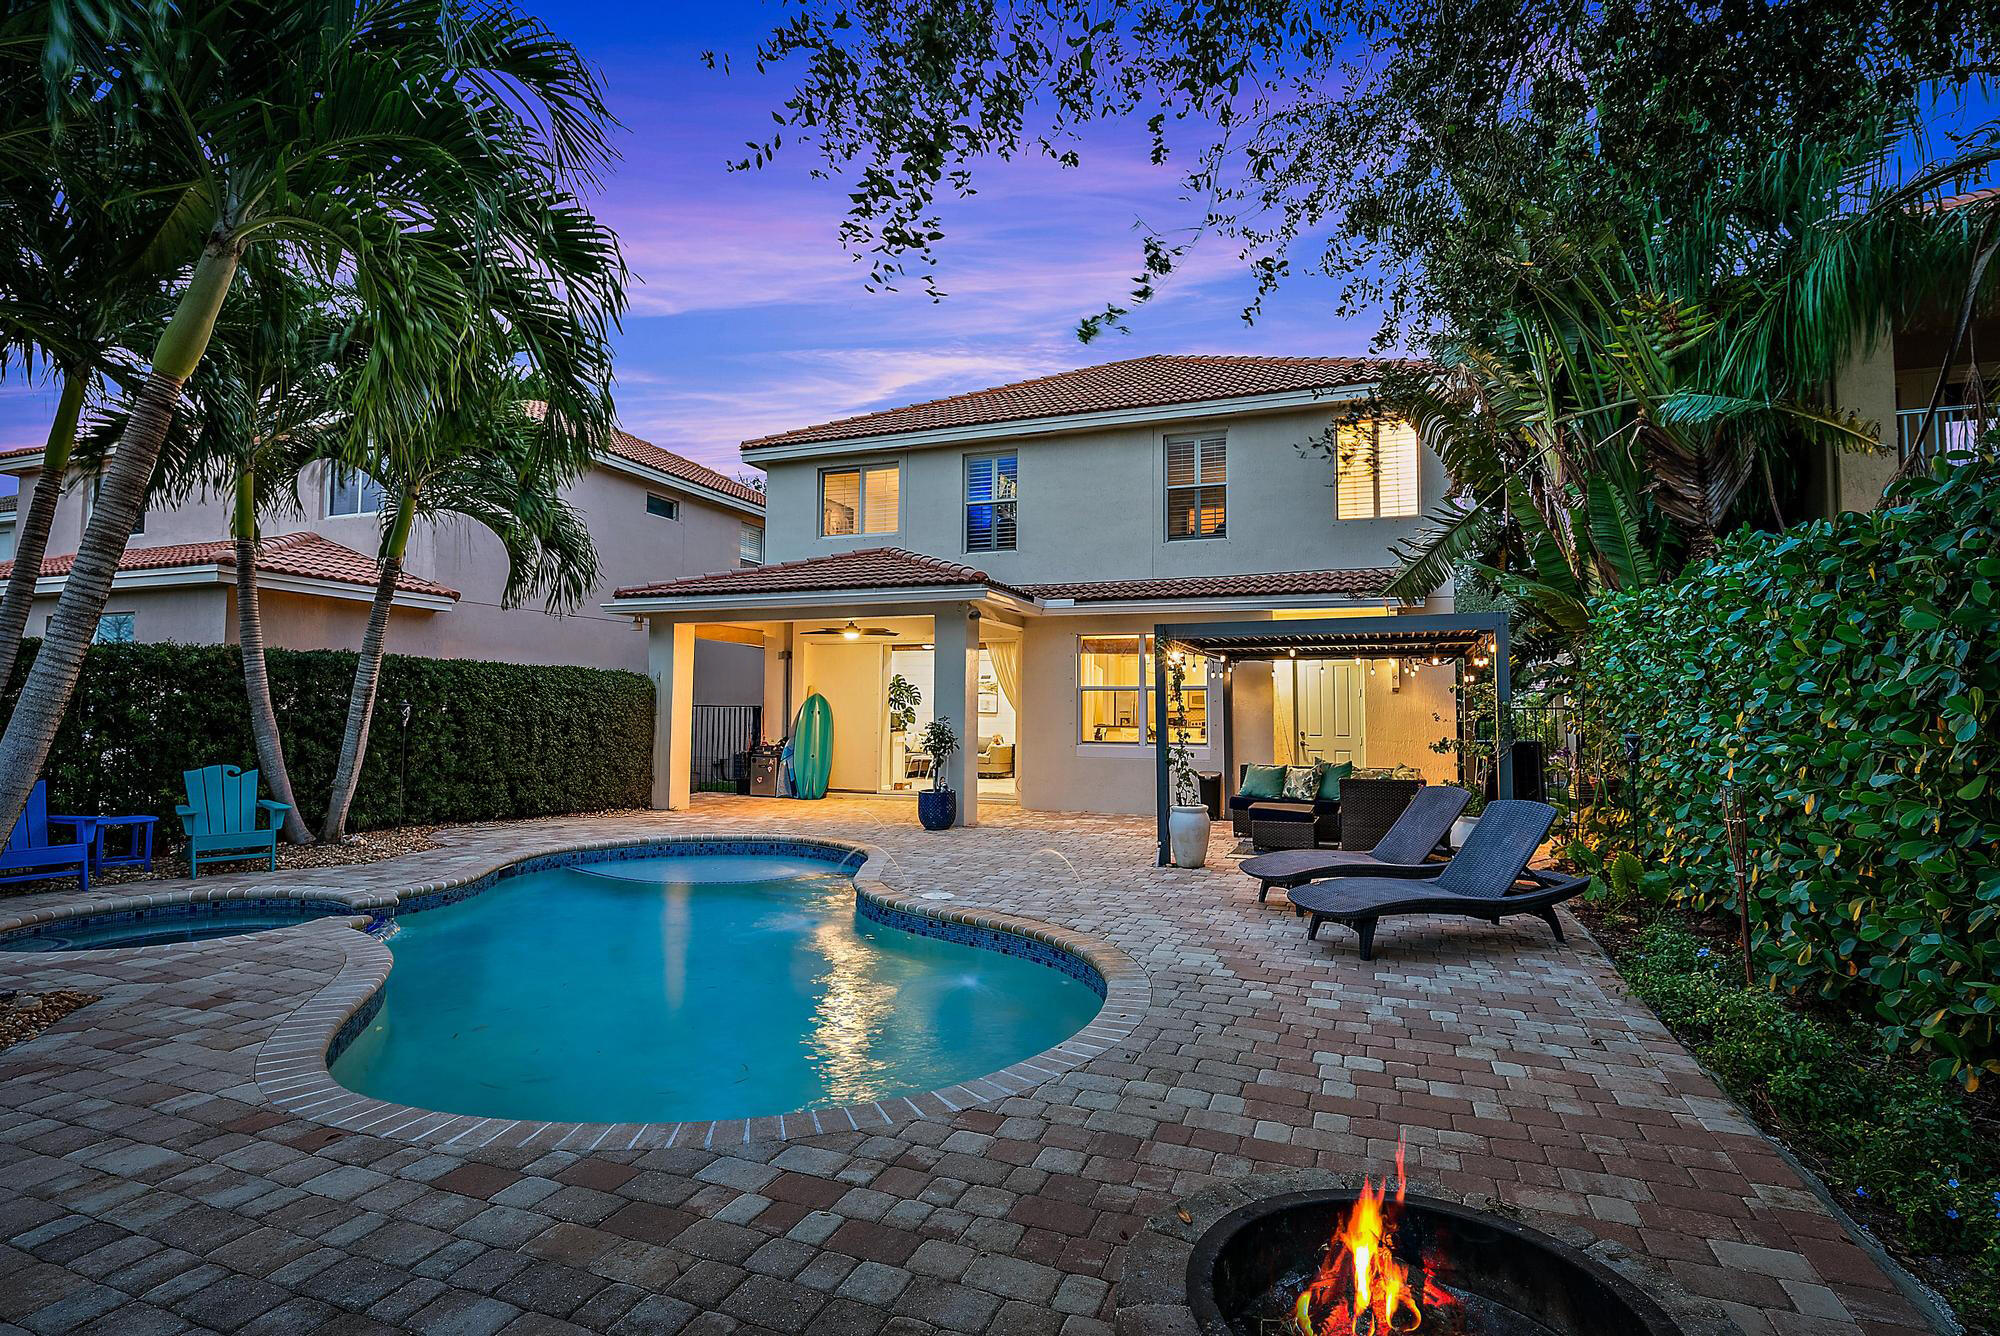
{"left": 1287, "top": 800, "right": 1584, "bottom": 959}
{"left": 1239, "top": 786, "right": 1471, "bottom": 904}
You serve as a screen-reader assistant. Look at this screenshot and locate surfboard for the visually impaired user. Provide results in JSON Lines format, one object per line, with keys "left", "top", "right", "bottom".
{"left": 791, "top": 693, "right": 834, "bottom": 800}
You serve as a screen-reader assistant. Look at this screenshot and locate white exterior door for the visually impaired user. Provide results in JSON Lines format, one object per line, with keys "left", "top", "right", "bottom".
{"left": 1294, "top": 660, "right": 1364, "bottom": 766}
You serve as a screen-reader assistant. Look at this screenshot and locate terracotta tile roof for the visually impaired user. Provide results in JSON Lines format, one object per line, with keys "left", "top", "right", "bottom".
{"left": 605, "top": 426, "right": 765, "bottom": 507}
{"left": 612, "top": 545, "right": 1390, "bottom": 606}
{"left": 1938, "top": 186, "right": 2000, "bottom": 211}
{"left": 0, "top": 531, "right": 458, "bottom": 599}
{"left": 0, "top": 444, "right": 40, "bottom": 463}
{"left": 615, "top": 547, "right": 1019, "bottom": 601}
{"left": 742, "top": 354, "right": 1405, "bottom": 451}
{"left": 1024, "top": 568, "right": 1393, "bottom": 602}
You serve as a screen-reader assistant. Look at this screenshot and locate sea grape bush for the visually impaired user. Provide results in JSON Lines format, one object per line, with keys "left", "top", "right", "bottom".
{"left": 1586, "top": 460, "right": 1999, "bottom": 1087}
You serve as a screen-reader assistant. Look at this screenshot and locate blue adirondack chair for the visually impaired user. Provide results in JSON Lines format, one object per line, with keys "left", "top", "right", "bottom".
{"left": 0, "top": 781, "right": 91, "bottom": 890}
{"left": 177, "top": 765, "right": 290, "bottom": 878}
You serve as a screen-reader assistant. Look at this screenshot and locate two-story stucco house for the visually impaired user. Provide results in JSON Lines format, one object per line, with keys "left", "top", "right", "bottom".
{"left": 0, "top": 425, "right": 768, "bottom": 697}
{"left": 610, "top": 355, "right": 1468, "bottom": 824}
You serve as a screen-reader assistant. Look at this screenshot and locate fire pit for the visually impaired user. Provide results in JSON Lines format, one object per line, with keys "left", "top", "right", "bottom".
{"left": 1192, "top": 1186, "right": 1679, "bottom": 1335}
{"left": 1115, "top": 1170, "right": 1732, "bottom": 1336}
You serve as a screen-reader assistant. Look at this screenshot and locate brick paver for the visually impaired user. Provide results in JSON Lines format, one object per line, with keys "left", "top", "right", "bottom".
{"left": 0, "top": 797, "right": 1938, "bottom": 1334}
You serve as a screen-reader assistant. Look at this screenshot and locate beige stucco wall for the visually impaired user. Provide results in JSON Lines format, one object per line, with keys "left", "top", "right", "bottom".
{"left": 1360, "top": 661, "right": 1459, "bottom": 783}
{"left": 8, "top": 455, "right": 764, "bottom": 695}
{"left": 1829, "top": 338, "right": 1901, "bottom": 514}
{"left": 758, "top": 405, "right": 1450, "bottom": 586}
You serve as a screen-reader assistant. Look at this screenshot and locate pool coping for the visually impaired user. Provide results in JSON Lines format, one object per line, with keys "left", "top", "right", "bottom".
{"left": 245, "top": 833, "right": 1152, "bottom": 1150}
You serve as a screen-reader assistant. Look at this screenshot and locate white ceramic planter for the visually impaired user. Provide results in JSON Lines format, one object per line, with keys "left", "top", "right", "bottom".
{"left": 1450, "top": 814, "right": 1480, "bottom": 849}
{"left": 1168, "top": 805, "right": 1212, "bottom": 868}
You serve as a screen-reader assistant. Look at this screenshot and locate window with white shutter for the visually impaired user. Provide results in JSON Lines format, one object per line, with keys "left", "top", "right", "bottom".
{"left": 1164, "top": 432, "right": 1226, "bottom": 540}
{"left": 964, "top": 452, "right": 1018, "bottom": 551}
{"left": 1335, "top": 419, "right": 1421, "bottom": 519}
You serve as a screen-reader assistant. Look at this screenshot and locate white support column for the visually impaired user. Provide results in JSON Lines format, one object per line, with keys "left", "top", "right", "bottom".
{"left": 648, "top": 618, "right": 696, "bottom": 810}
{"left": 761, "top": 624, "right": 791, "bottom": 742}
{"left": 931, "top": 602, "right": 980, "bottom": 827}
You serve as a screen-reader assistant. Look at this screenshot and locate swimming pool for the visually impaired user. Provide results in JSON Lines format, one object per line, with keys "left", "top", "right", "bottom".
{"left": 330, "top": 845, "right": 1105, "bottom": 1124}
{"left": 0, "top": 901, "right": 347, "bottom": 952}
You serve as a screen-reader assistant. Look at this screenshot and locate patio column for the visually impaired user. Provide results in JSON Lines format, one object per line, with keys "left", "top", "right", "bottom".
{"left": 761, "top": 624, "right": 790, "bottom": 742}
{"left": 932, "top": 602, "right": 980, "bottom": 827}
{"left": 648, "top": 618, "right": 695, "bottom": 810}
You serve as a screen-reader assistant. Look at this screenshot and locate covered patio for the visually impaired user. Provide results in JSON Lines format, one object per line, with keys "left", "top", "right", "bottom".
{"left": 1151, "top": 611, "right": 1512, "bottom": 864}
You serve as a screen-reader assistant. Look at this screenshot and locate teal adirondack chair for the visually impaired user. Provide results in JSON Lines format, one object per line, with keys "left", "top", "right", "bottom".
{"left": 177, "top": 766, "right": 290, "bottom": 878}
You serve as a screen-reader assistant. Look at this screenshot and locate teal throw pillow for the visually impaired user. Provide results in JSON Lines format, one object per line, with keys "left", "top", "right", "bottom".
{"left": 1238, "top": 764, "right": 1287, "bottom": 799}
{"left": 1317, "top": 762, "right": 1355, "bottom": 801}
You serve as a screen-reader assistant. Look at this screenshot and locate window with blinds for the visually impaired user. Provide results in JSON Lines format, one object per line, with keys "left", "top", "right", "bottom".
{"left": 738, "top": 524, "right": 764, "bottom": 566}
{"left": 1164, "top": 432, "right": 1226, "bottom": 539}
{"left": 1335, "top": 419, "right": 1420, "bottom": 519}
{"left": 965, "top": 452, "right": 1018, "bottom": 551}
{"left": 820, "top": 463, "right": 901, "bottom": 536}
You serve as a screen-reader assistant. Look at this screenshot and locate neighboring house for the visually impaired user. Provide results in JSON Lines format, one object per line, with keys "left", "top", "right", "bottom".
{"left": 0, "top": 425, "right": 767, "bottom": 699}
{"left": 610, "top": 354, "right": 1466, "bottom": 822}
{"left": 1822, "top": 188, "right": 1999, "bottom": 514}
{"left": 0, "top": 493, "right": 14, "bottom": 562}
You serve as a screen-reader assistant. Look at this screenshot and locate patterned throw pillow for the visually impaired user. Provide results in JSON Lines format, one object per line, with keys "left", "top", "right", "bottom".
{"left": 1281, "top": 764, "right": 1322, "bottom": 801}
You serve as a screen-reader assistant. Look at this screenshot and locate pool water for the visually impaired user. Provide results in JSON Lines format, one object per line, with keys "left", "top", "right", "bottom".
{"left": 331, "top": 853, "right": 1103, "bottom": 1124}
{"left": 0, "top": 905, "right": 339, "bottom": 952}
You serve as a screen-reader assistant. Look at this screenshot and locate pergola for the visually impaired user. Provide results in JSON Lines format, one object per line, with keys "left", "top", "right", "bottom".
{"left": 1150, "top": 612, "right": 1513, "bottom": 865}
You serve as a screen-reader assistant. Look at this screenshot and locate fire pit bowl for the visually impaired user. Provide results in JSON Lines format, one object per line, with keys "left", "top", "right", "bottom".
{"left": 1113, "top": 1172, "right": 1736, "bottom": 1336}
{"left": 1191, "top": 1188, "right": 1681, "bottom": 1336}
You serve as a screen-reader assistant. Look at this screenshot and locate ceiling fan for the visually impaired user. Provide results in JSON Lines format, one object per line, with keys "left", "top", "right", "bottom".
{"left": 804, "top": 620, "right": 897, "bottom": 641}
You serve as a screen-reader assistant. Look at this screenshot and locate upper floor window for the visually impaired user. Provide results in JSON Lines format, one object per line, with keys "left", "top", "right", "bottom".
{"left": 328, "top": 464, "right": 386, "bottom": 518}
{"left": 90, "top": 475, "right": 145, "bottom": 536}
{"left": 739, "top": 524, "right": 764, "bottom": 566}
{"left": 821, "top": 463, "right": 899, "bottom": 536}
{"left": 1335, "top": 419, "right": 1420, "bottom": 519}
{"left": 646, "top": 494, "right": 680, "bottom": 520}
{"left": 1164, "top": 432, "right": 1225, "bottom": 540}
{"left": 1077, "top": 634, "right": 1208, "bottom": 745}
{"left": 964, "top": 452, "right": 1018, "bottom": 552}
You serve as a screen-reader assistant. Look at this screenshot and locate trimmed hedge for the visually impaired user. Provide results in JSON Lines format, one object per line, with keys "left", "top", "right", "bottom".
{"left": 6, "top": 640, "right": 653, "bottom": 836}
{"left": 1585, "top": 461, "right": 1999, "bottom": 1085}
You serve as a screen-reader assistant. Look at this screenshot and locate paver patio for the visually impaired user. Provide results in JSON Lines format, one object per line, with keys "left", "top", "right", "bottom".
{"left": 0, "top": 797, "right": 1940, "bottom": 1335}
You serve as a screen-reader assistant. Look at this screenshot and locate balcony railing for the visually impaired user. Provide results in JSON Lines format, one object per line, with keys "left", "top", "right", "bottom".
{"left": 1896, "top": 404, "right": 1989, "bottom": 465}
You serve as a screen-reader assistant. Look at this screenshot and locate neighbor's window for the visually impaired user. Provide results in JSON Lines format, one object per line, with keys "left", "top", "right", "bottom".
{"left": 90, "top": 475, "right": 145, "bottom": 536}
{"left": 93, "top": 612, "right": 135, "bottom": 645}
{"left": 739, "top": 524, "right": 764, "bottom": 566}
{"left": 1077, "top": 634, "right": 1208, "bottom": 745}
{"left": 327, "top": 464, "right": 386, "bottom": 517}
{"left": 1165, "top": 432, "right": 1226, "bottom": 539}
{"left": 646, "top": 494, "right": 680, "bottom": 520}
{"left": 1335, "top": 418, "right": 1420, "bottom": 519}
{"left": 964, "top": 452, "right": 1018, "bottom": 551}
{"left": 820, "top": 463, "right": 900, "bottom": 536}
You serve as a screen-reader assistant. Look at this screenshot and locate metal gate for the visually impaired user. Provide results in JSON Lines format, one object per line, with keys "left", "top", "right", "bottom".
{"left": 690, "top": 705, "right": 761, "bottom": 793}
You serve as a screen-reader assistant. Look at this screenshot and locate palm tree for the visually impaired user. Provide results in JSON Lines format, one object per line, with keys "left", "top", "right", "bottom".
{"left": 1383, "top": 120, "right": 2000, "bottom": 629}
{"left": 0, "top": 0, "right": 625, "bottom": 836}
{"left": 85, "top": 265, "right": 356, "bottom": 843}
{"left": 0, "top": 79, "right": 198, "bottom": 696}
{"left": 319, "top": 366, "right": 600, "bottom": 841}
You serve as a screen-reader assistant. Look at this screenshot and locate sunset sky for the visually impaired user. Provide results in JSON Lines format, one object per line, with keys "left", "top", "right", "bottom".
{"left": 1, "top": 5, "right": 1993, "bottom": 491}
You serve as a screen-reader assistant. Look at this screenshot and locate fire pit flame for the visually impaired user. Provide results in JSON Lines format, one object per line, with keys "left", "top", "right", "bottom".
{"left": 1292, "top": 1141, "right": 1454, "bottom": 1336}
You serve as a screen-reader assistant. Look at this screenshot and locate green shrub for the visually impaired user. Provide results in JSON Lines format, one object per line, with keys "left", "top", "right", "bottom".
{"left": 6, "top": 640, "right": 653, "bottom": 835}
{"left": 1586, "top": 460, "right": 2000, "bottom": 1086}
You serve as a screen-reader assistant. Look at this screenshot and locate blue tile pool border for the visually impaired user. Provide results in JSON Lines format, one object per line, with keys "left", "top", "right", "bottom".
{"left": 0, "top": 897, "right": 362, "bottom": 952}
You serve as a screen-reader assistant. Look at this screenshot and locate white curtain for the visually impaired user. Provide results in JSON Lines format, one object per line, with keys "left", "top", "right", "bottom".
{"left": 985, "top": 638, "right": 1022, "bottom": 712}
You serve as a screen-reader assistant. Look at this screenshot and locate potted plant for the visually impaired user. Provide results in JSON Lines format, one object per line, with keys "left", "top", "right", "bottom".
{"left": 917, "top": 718, "right": 958, "bottom": 830}
{"left": 1164, "top": 653, "right": 1210, "bottom": 867}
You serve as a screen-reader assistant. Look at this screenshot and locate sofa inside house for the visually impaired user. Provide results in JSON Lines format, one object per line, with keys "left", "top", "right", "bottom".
{"left": 977, "top": 735, "right": 1015, "bottom": 778}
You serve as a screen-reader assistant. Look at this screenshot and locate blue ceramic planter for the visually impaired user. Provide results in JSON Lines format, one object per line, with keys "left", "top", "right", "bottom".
{"left": 917, "top": 788, "right": 957, "bottom": 831}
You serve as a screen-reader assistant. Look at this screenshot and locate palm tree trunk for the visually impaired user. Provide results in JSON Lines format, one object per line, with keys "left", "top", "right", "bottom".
{"left": 0, "top": 243, "right": 240, "bottom": 835}
{"left": 320, "top": 490, "right": 414, "bottom": 841}
{"left": 234, "top": 470, "right": 313, "bottom": 845}
{"left": 0, "top": 373, "right": 89, "bottom": 703}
